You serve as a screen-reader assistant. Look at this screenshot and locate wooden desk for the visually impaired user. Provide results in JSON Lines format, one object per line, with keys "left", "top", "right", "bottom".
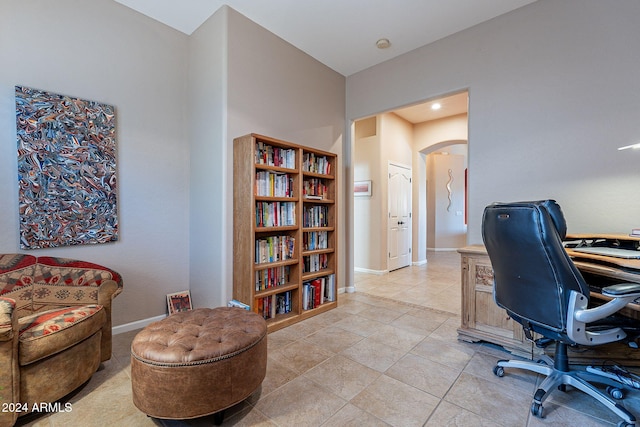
{"left": 458, "top": 240, "right": 640, "bottom": 364}
{"left": 565, "top": 233, "right": 640, "bottom": 317}
{"left": 565, "top": 233, "right": 640, "bottom": 271}
{"left": 458, "top": 245, "right": 543, "bottom": 359}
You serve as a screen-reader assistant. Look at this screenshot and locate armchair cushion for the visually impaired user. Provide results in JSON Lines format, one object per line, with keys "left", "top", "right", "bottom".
{"left": 18, "top": 304, "right": 105, "bottom": 365}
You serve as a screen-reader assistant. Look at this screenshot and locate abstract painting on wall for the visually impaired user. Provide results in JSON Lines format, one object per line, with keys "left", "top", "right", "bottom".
{"left": 15, "top": 86, "right": 118, "bottom": 249}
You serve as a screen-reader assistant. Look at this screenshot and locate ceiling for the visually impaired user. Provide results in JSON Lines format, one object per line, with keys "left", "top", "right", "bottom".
{"left": 393, "top": 91, "right": 468, "bottom": 124}
{"left": 113, "top": 0, "right": 537, "bottom": 77}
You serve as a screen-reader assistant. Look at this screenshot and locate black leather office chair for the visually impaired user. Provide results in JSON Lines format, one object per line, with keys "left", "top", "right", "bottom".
{"left": 482, "top": 200, "right": 640, "bottom": 427}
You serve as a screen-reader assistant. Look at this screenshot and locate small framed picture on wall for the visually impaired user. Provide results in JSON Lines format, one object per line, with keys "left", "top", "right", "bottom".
{"left": 354, "top": 180, "right": 372, "bottom": 197}
{"left": 167, "top": 290, "right": 193, "bottom": 315}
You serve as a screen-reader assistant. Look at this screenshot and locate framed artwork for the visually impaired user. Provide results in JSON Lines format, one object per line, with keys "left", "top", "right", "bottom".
{"left": 167, "top": 291, "right": 193, "bottom": 315}
{"left": 354, "top": 180, "right": 372, "bottom": 197}
{"left": 15, "top": 86, "right": 118, "bottom": 249}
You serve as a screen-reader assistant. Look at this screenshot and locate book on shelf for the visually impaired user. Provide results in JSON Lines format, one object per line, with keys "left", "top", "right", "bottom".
{"left": 303, "top": 178, "right": 328, "bottom": 199}
{"left": 303, "top": 152, "right": 331, "bottom": 175}
{"left": 256, "top": 202, "right": 296, "bottom": 227}
{"left": 257, "top": 291, "right": 292, "bottom": 319}
{"left": 303, "top": 253, "right": 329, "bottom": 273}
{"left": 303, "top": 231, "right": 328, "bottom": 251}
{"left": 303, "top": 205, "right": 329, "bottom": 227}
{"left": 325, "top": 274, "right": 335, "bottom": 302}
{"left": 255, "top": 171, "right": 294, "bottom": 197}
{"left": 255, "top": 142, "right": 296, "bottom": 169}
{"left": 302, "top": 275, "right": 335, "bottom": 309}
{"left": 302, "top": 282, "right": 312, "bottom": 310}
{"left": 255, "top": 265, "right": 290, "bottom": 291}
{"left": 255, "top": 235, "right": 295, "bottom": 264}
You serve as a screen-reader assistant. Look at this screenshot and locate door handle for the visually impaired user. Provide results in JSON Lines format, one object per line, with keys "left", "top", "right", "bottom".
{"left": 398, "top": 221, "right": 404, "bottom": 225}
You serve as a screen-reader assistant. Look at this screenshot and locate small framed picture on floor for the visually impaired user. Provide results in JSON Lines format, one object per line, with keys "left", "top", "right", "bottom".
{"left": 167, "top": 290, "right": 192, "bottom": 315}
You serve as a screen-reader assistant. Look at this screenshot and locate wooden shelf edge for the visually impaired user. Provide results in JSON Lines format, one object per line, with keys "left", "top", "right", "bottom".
{"left": 255, "top": 163, "right": 298, "bottom": 173}
{"left": 255, "top": 283, "right": 299, "bottom": 298}
{"left": 302, "top": 226, "right": 335, "bottom": 232}
{"left": 254, "top": 225, "right": 298, "bottom": 233}
{"left": 302, "top": 171, "right": 335, "bottom": 179}
{"left": 254, "top": 258, "right": 299, "bottom": 269}
{"left": 302, "top": 269, "right": 335, "bottom": 281}
{"left": 302, "top": 248, "right": 334, "bottom": 256}
{"left": 302, "top": 197, "right": 334, "bottom": 204}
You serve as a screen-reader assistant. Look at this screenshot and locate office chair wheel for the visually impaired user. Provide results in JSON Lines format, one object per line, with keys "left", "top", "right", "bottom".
{"left": 493, "top": 365, "right": 505, "bottom": 377}
{"left": 531, "top": 401, "right": 544, "bottom": 418}
{"left": 607, "top": 386, "right": 624, "bottom": 400}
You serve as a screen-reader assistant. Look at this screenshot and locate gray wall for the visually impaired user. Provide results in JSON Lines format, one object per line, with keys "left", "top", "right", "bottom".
{"left": 347, "top": 0, "right": 640, "bottom": 245}
{"left": 188, "top": 7, "right": 228, "bottom": 309}
{"left": 0, "top": 0, "right": 190, "bottom": 326}
{"left": 189, "top": 8, "right": 346, "bottom": 306}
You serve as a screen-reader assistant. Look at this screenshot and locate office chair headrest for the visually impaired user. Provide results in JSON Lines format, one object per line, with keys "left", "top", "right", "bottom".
{"left": 488, "top": 200, "right": 567, "bottom": 239}
{"left": 535, "top": 200, "right": 567, "bottom": 239}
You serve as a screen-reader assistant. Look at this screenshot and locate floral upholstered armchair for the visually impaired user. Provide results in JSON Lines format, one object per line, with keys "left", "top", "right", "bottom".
{"left": 0, "top": 254, "right": 122, "bottom": 426}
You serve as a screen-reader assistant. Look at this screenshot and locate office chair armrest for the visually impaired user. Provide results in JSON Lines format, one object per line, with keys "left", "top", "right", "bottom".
{"left": 574, "top": 286, "right": 640, "bottom": 324}
{"left": 600, "top": 282, "right": 640, "bottom": 299}
{"left": 568, "top": 290, "right": 636, "bottom": 345}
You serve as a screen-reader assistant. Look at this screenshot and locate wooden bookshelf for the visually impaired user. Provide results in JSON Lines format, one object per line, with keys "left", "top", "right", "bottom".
{"left": 233, "top": 133, "right": 338, "bottom": 332}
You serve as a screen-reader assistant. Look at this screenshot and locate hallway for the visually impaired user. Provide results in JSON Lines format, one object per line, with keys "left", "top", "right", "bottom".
{"left": 353, "top": 250, "right": 461, "bottom": 315}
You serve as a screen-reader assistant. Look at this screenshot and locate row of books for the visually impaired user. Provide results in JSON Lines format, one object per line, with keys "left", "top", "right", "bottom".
{"left": 302, "top": 274, "right": 335, "bottom": 310}
{"left": 303, "top": 253, "right": 329, "bottom": 273}
{"left": 303, "top": 178, "right": 329, "bottom": 199}
{"left": 257, "top": 291, "right": 293, "bottom": 319}
{"left": 256, "top": 202, "right": 295, "bottom": 227}
{"left": 255, "top": 142, "right": 296, "bottom": 169}
{"left": 255, "top": 171, "right": 295, "bottom": 197}
{"left": 255, "top": 235, "right": 295, "bottom": 264}
{"left": 302, "top": 153, "right": 331, "bottom": 175}
{"left": 255, "top": 265, "right": 290, "bottom": 291}
{"left": 303, "top": 205, "right": 329, "bottom": 228}
{"left": 303, "top": 231, "right": 328, "bottom": 251}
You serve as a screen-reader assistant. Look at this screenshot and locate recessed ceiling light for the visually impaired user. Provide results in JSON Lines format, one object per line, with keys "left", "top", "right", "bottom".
{"left": 376, "top": 38, "right": 391, "bottom": 49}
{"left": 431, "top": 103, "right": 442, "bottom": 110}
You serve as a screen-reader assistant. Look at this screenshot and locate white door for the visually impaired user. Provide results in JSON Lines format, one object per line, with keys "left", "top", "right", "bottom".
{"left": 388, "top": 164, "right": 412, "bottom": 271}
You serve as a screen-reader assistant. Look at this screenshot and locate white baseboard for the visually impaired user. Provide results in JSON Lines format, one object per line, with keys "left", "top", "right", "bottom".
{"left": 354, "top": 267, "right": 388, "bottom": 275}
{"left": 427, "top": 247, "right": 460, "bottom": 252}
{"left": 412, "top": 259, "right": 428, "bottom": 266}
{"left": 112, "top": 314, "right": 166, "bottom": 335}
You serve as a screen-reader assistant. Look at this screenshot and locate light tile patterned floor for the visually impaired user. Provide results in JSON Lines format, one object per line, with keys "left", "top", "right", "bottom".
{"left": 16, "top": 251, "right": 640, "bottom": 426}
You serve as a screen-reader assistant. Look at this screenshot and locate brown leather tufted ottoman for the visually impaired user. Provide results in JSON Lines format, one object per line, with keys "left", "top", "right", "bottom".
{"left": 130, "top": 307, "right": 267, "bottom": 423}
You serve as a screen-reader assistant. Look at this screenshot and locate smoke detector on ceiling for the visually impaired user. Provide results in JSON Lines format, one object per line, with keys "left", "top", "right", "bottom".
{"left": 376, "top": 38, "right": 391, "bottom": 49}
